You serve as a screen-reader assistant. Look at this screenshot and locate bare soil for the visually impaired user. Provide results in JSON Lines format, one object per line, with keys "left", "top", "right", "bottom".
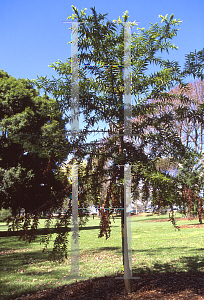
{"left": 145, "top": 216, "right": 204, "bottom": 228}
{"left": 145, "top": 216, "right": 200, "bottom": 222}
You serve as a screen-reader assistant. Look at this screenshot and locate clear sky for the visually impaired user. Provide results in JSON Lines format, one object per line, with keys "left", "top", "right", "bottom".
{"left": 0, "top": 0, "right": 203, "bottom": 149}
{"left": 0, "top": 0, "right": 203, "bottom": 81}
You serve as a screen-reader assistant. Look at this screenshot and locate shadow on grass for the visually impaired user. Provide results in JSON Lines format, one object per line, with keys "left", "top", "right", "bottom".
{"left": 2, "top": 241, "right": 204, "bottom": 271}
{"left": 81, "top": 245, "right": 195, "bottom": 257}
{"left": 131, "top": 246, "right": 188, "bottom": 254}
{"left": 132, "top": 255, "right": 204, "bottom": 274}
{"left": 0, "top": 268, "right": 65, "bottom": 300}
{"left": 91, "top": 246, "right": 121, "bottom": 253}
{"left": 0, "top": 247, "right": 54, "bottom": 270}
{"left": 0, "top": 223, "right": 120, "bottom": 238}
{"left": 2, "top": 256, "right": 204, "bottom": 300}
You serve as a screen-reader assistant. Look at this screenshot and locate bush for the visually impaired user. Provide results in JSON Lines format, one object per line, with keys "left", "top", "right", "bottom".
{"left": 0, "top": 208, "right": 12, "bottom": 222}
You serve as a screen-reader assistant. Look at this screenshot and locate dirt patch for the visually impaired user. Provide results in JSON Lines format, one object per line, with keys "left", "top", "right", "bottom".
{"left": 146, "top": 217, "right": 200, "bottom": 223}
{"left": 145, "top": 217, "right": 204, "bottom": 228}
{"left": 179, "top": 223, "right": 204, "bottom": 229}
{"left": 14, "top": 272, "right": 204, "bottom": 300}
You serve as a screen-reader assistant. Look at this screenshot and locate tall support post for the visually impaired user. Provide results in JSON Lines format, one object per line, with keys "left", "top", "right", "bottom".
{"left": 124, "top": 22, "right": 132, "bottom": 138}
{"left": 124, "top": 164, "right": 132, "bottom": 278}
{"left": 71, "top": 163, "right": 79, "bottom": 277}
{"left": 71, "top": 22, "right": 79, "bottom": 278}
{"left": 123, "top": 22, "right": 132, "bottom": 289}
{"left": 116, "top": 21, "right": 140, "bottom": 285}
{"left": 71, "top": 22, "right": 79, "bottom": 134}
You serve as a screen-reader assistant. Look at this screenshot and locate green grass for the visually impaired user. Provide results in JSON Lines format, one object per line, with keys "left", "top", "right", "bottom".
{"left": 1, "top": 212, "right": 204, "bottom": 299}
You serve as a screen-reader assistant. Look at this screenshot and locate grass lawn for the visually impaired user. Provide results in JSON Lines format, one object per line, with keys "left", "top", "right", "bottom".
{"left": 1, "top": 212, "right": 204, "bottom": 299}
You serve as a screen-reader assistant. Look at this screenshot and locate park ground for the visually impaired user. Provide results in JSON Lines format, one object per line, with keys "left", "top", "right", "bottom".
{"left": 1, "top": 212, "right": 204, "bottom": 299}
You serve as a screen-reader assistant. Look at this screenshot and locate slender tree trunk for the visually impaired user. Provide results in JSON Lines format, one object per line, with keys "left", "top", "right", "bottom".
{"left": 182, "top": 185, "right": 187, "bottom": 216}
{"left": 198, "top": 197, "right": 203, "bottom": 224}
{"left": 187, "top": 187, "right": 194, "bottom": 219}
{"left": 195, "top": 119, "right": 198, "bottom": 152}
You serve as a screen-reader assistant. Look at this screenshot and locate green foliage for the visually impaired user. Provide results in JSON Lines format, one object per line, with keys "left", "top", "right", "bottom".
{"left": 0, "top": 208, "right": 12, "bottom": 221}
{"left": 177, "top": 152, "right": 204, "bottom": 193}
{"left": 34, "top": 7, "right": 204, "bottom": 223}
{"left": 0, "top": 70, "right": 74, "bottom": 253}
{"left": 184, "top": 48, "right": 204, "bottom": 80}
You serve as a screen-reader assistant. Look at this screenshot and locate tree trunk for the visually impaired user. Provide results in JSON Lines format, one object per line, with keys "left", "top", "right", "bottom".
{"left": 182, "top": 185, "right": 187, "bottom": 216}
{"left": 198, "top": 197, "right": 203, "bottom": 224}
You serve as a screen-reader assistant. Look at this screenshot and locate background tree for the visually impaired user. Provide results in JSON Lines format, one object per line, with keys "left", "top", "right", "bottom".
{"left": 0, "top": 70, "right": 73, "bottom": 242}
{"left": 168, "top": 80, "right": 204, "bottom": 152}
{"left": 142, "top": 79, "right": 204, "bottom": 216}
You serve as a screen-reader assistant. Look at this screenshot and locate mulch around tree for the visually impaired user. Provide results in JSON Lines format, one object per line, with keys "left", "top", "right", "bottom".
{"left": 14, "top": 272, "right": 204, "bottom": 300}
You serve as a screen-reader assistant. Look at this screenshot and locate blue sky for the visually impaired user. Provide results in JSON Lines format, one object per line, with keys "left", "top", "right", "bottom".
{"left": 0, "top": 0, "right": 203, "bottom": 148}
{"left": 0, "top": 0, "right": 203, "bottom": 81}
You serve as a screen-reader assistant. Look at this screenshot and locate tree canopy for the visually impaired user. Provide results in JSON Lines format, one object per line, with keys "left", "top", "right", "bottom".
{"left": 0, "top": 70, "right": 69, "bottom": 217}
{"left": 34, "top": 6, "right": 204, "bottom": 216}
